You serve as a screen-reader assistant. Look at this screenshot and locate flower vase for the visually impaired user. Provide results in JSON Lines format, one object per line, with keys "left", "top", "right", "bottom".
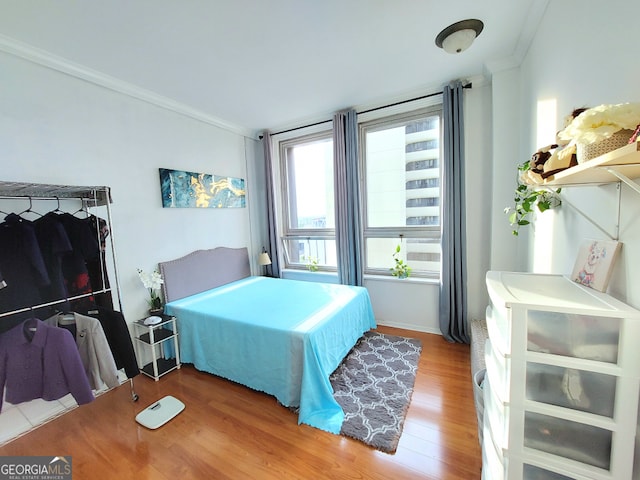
{"left": 149, "top": 308, "right": 164, "bottom": 316}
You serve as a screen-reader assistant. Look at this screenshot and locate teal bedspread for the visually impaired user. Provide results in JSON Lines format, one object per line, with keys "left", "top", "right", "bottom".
{"left": 164, "top": 276, "right": 376, "bottom": 433}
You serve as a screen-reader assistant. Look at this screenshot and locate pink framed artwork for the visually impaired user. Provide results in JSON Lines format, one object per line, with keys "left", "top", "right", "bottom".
{"left": 571, "top": 239, "right": 622, "bottom": 292}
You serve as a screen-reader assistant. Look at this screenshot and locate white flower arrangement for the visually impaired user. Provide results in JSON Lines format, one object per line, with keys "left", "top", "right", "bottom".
{"left": 137, "top": 269, "right": 164, "bottom": 310}
{"left": 558, "top": 102, "right": 640, "bottom": 145}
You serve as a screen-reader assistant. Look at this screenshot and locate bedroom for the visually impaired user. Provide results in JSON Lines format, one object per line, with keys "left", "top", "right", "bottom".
{"left": 0, "top": 0, "right": 639, "bottom": 478}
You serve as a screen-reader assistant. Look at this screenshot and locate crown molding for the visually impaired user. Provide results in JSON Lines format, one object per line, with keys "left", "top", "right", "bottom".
{"left": 513, "top": 0, "right": 549, "bottom": 64}
{"left": 484, "top": 0, "right": 549, "bottom": 78}
{"left": 484, "top": 55, "right": 522, "bottom": 77}
{"left": 0, "top": 34, "right": 256, "bottom": 139}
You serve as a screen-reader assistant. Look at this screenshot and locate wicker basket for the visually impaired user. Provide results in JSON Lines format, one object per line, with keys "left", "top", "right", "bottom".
{"left": 576, "top": 129, "right": 634, "bottom": 163}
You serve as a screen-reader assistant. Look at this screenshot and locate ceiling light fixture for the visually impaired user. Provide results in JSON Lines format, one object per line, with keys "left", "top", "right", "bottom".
{"left": 435, "top": 19, "right": 484, "bottom": 54}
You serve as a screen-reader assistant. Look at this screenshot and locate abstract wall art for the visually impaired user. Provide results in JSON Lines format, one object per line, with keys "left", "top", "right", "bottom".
{"left": 159, "top": 168, "right": 246, "bottom": 209}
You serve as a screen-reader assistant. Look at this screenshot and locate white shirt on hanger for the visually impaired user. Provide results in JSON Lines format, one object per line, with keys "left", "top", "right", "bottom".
{"left": 44, "top": 311, "right": 120, "bottom": 391}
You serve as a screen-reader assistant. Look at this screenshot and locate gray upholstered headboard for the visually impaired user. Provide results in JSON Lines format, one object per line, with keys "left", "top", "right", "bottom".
{"left": 158, "top": 247, "right": 251, "bottom": 303}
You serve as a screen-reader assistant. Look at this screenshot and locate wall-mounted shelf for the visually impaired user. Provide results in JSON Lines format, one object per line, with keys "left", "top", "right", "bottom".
{"left": 543, "top": 141, "right": 640, "bottom": 191}
{"left": 538, "top": 142, "right": 640, "bottom": 240}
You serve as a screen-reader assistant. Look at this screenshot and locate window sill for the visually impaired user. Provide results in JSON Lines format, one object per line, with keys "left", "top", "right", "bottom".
{"left": 280, "top": 270, "right": 439, "bottom": 286}
{"left": 363, "top": 274, "right": 439, "bottom": 286}
{"left": 280, "top": 269, "right": 339, "bottom": 284}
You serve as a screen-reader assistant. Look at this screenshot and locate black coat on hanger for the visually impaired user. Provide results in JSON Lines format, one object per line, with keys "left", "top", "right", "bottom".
{"left": 82, "top": 306, "right": 139, "bottom": 379}
{"left": 0, "top": 214, "right": 50, "bottom": 329}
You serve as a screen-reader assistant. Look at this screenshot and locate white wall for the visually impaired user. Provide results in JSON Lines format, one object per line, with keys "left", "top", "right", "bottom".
{"left": 462, "top": 82, "right": 494, "bottom": 328}
{"left": 37, "top": 63, "right": 493, "bottom": 338}
{"left": 276, "top": 83, "right": 493, "bottom": 335}
{"left": 489, "top": 67, "right": 527, "bottom": 273}
{"left": 515, "top": 0, "right": 640, "bottom": 309}
{"left": 489, "top": 1, "right": 640, "bottom": 473}
{"left": 0, "top": 51, "right": 260, "bottom": 324}
{"left": 367, "top": 83, "right": 494, "bottom": 334}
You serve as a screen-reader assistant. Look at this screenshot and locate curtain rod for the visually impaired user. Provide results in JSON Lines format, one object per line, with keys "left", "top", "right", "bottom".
{"left": 262, "top": 83, "right": 471, "bottom": 139}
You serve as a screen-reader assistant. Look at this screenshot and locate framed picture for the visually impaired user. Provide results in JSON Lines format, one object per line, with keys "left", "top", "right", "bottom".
{"left": 158, "top": 168, "right": 245, "bottom": 209}
{"left": 571, "top": 239, "right": 622, "bottom": 292}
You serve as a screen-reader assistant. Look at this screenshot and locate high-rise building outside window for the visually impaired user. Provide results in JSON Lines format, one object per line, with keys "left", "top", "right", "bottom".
{"left": 360, "top": 106, "right": 442, "bottom": 277}
{"left": 276, "top": 104, "right": 442, "bottom": 278}
{"left": 279, "top": 132, "right": 337, "bottom": 270}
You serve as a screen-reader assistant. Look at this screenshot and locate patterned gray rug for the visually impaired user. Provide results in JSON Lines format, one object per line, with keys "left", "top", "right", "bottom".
{"left": 330, "top": 331, "right": 422, "bottom": 454}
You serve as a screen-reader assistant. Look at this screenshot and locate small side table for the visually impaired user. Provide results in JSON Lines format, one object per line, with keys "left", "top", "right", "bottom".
{"left": 133, "top": 315, "right": 181, "bottom": 381}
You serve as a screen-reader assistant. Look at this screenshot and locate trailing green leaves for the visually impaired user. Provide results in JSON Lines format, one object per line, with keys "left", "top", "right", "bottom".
{"left": 505, "top": 160, "right": 561, "bottom": 236}
{"left": 390, "top": 244, "right": 412, "bottom": 278}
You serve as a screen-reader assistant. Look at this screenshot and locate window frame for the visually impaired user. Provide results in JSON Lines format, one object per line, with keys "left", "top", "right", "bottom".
{"left": 277, "top": 129, "right": 337, "bottom": 271}
{"left": 358, "top": 105, "right": 443, "bottom": 278}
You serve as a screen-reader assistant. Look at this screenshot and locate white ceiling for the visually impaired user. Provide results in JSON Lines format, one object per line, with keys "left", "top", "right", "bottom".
{"left": 0, "top": 0, "right": 545, "bottom": 136}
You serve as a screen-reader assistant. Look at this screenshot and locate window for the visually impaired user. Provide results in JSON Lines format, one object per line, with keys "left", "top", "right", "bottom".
{"left": 360, "top": 107, "right": 442, "bottom": 277}
{"left": 279, "top": 132, "right": 337, "bottom": 270}
{"left": 276, "top": 104, "right": 442, "bottom": 277}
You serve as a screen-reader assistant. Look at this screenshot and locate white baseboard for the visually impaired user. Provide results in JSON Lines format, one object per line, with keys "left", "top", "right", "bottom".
{"left": 375, "top": 320, "right": 441, "bottom": 335}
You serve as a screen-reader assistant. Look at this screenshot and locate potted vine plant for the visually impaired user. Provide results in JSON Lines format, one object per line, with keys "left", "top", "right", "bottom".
{"left": 302, "top": 255, "right": 319, "bottom": 272}
{"left": 390, "top": 244, "right": 412, "bottom": 279}
{"left": 504, "top": 160, "right": 561, "bottom": 236}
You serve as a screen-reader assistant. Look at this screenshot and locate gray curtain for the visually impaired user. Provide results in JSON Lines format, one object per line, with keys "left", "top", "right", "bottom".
{"left": 261, "top": 131, "right": 280, "bottom": 278}
{"left": 439, "top": 81, "right": 469, "bottom": 343}
{"left": 333, "top": 109, "right": 363, "bottom": 286}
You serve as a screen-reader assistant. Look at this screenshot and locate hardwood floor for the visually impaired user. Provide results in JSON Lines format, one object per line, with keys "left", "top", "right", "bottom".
{"left": 0, "top": 326, "right": 482, "bottom": 479}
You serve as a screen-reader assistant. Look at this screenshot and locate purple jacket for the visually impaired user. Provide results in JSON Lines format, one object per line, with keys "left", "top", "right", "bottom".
{"left": 0, "top": 319, "right": 94, "bottom": 411}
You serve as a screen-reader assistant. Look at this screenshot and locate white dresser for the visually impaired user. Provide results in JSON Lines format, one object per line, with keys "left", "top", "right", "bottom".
{"left": 483, "top": 271, "right": 640, "bottom": 480}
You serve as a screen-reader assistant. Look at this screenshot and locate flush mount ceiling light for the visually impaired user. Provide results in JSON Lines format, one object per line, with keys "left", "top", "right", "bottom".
{"left": 435, "top": 19, "right": 484, "bottom": 54}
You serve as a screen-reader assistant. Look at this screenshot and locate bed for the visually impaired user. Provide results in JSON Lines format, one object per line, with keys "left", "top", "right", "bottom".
{"left": 158, "top": 247, "right": 376, "bottom": 433}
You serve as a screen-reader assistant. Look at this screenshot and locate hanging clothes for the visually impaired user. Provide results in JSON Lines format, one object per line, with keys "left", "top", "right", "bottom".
{"left": 0, "top": 184, "right": 137, "bottom": 412}
{"left": 0, "top": 214, "right": 50, "bottom": 329}
{"left": 33, "top": 212, "right": 73, "bottom": 304}
{"left": 44, "top": 312, "right": 120, "bottom": 390}
{"left": 58, "top": 213, "right": 101, "bottom": 312}
{"left": 83, "top": 306, "right": 139, "bottom": 379}
{"left": 0, "top": 318, "right": 94, "bottom": 410}
{"left": 85, "top": 214, "right": 112, "bottom": 308}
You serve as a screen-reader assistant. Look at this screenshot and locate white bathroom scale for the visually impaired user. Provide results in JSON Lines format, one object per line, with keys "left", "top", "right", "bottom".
{"left": 135, "top": 395, "right": 185, "bottom": 429}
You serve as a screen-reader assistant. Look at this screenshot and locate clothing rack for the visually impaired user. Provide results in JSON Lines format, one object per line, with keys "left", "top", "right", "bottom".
{"left": 0, "top": 181, "right": 138, "bottom": 402}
